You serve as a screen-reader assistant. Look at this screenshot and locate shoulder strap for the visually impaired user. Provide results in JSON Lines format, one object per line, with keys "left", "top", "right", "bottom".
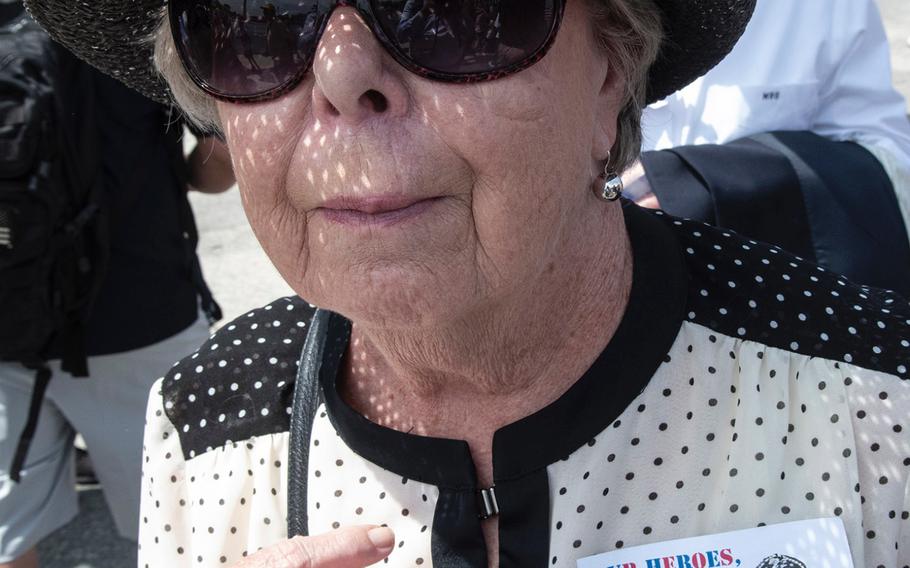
{"left": 8, "top": 364, "right": 52, "bottom": 482}
{"left": 286, "top": 308, "right": 330, "bottom": 538}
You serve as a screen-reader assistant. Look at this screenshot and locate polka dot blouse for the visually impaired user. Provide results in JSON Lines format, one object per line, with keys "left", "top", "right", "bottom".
{"left": 138, "top": 205, "right": 910, "bottom": 567}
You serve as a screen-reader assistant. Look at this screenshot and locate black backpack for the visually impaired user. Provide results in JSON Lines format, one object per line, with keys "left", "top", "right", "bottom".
{"left": 0, "top": 9, "right": 107, "bottom": 480}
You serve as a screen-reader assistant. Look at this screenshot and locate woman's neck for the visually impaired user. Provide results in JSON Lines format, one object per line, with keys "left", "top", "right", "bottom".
{"left": 338, "top": 205, "right": 633, "bottom": 479}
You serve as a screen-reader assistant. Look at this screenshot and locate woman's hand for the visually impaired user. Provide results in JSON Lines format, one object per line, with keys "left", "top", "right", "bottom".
{"left": 233, "top": 526, "right": 395, "bottom": 568}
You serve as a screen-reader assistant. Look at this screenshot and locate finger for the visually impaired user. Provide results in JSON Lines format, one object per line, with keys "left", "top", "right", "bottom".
{"left": 236, "top": 525, "right": 395, "bottom": 568}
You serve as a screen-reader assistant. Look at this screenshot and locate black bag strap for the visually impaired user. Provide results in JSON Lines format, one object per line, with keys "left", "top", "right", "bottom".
{"left": 286, "top": 309, "right": 330, "bottom": 538}
{"left": 8, "top": 364, "right": 52, "bottom": 482}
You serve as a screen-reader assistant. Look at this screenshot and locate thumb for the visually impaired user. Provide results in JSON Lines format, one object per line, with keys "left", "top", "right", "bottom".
{"left": 236, "top": 525, "right": 395, "bottom": 568}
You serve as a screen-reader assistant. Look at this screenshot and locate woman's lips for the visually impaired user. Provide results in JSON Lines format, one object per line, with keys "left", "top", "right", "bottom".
{"left": 315, "top": 196, "right": 443, "bottom": 227}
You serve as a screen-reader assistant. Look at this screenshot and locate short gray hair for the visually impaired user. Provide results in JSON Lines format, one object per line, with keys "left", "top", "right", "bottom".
{"left": 587, "top": 0, "right": 663, "bottom": 172}
{"left": 153, "top": 1, "right": 663, "bottom": 169}
{"left": 153, "top": 12, "right": 221, "bottom": 132}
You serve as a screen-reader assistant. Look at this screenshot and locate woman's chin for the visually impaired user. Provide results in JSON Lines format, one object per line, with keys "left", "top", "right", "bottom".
{"left": 311, "top": 263, "right": 472, "bottom": 329}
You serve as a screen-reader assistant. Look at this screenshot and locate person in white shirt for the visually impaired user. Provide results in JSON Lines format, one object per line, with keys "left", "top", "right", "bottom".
{"left": 625, "top": 0, "right": 910, "bottom": 297}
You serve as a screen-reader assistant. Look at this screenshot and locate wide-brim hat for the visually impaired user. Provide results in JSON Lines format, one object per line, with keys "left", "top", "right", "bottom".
{"left": 23, "top": 0, "right": 756, "bottom": 107}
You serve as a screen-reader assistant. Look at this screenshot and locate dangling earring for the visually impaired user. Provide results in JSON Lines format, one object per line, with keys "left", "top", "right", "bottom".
{"left": 595, "top": 151, "right": 623, "bottom": 202}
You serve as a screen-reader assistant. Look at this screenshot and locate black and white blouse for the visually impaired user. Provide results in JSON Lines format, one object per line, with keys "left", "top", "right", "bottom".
{"left": 138, "top": 205, "right": 910, "bottom": 567}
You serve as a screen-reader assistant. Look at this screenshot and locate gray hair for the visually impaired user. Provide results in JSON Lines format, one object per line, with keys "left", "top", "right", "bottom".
{"left": 587, "top": 0, "right": 663, "bottom": 172}
{"left": 153, "top": 13, "right": 221, "bottom": 132}
{"left": 153, "top": 1, "right": 663, "bottom": 170}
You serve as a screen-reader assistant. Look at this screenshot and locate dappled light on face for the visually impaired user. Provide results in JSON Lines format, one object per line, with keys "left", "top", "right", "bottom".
{"left": 218, "top": 1, "right": 477, "bottom": 275}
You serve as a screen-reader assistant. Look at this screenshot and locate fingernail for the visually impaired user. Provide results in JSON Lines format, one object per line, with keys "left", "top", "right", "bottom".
{"left": 367, "top": 526, "right": 395, "bottom": 553}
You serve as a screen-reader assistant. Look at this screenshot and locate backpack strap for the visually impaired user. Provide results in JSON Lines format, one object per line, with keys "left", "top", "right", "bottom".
{"left": 286, "top": 308, "right": 330, "bottom": 538}
{"left": 8, "top": 363, "right": 52, "bottom": 482}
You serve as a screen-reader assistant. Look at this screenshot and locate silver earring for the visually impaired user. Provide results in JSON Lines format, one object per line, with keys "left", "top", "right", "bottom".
{"left": 596, "top": 152, "right": 623, "bottom": 202}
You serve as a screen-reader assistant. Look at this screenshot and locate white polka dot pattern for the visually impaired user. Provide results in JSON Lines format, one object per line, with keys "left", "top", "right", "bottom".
{"left": 308, "top": 406, "right": 438, "bottom": 566}
{"left": 162, "top": 298, "right": 315, "bottom": 460}
{"left": 546, "top": 321, "right": 909, "bottom": 567}
{"left": 140, "top": 382, "right": 290, "bottom": 566}
{"left": 658, "top": 212, "right": 910, "bottom": 377}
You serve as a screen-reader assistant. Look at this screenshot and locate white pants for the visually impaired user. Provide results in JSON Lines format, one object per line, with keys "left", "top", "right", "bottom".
{"left": 0, "top": 315, "right": 210, "bottom": 562}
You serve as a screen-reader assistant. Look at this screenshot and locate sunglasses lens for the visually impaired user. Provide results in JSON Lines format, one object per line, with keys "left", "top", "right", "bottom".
{"left": 171, "top": 0, "right": 321, "bottom": 98}
{"left": 372, "top": 0, "right": 559, "bottom": 76}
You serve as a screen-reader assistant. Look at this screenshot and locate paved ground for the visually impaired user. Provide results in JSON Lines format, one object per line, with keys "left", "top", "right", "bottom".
{"left": 35, "top": 3, "right": 910, "bottom": 567}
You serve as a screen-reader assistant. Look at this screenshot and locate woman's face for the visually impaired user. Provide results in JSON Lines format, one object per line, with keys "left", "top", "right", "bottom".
{"left": 219, "top": 0, "right": 623, "bottom": 327}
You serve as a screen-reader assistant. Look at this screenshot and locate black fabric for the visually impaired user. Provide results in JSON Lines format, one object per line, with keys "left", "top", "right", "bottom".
{"left": 642, "top": 130, "right": 910, "bottom": 297}
{"left": 0, "top": 2, "right": 22, "bottom": 24}
{"left": 495, "top": 469, "right": 550, "bottom": 567}
{"left": 0, "top": 2, "right": 25, "bottom": 25}
{"left": 287, "top": 309, "right": 331, "bottom": 539}
{"left": 164, "top": 297, "right": 310, "bottom": 460}
{"left": 319, "top": 312, "right": 478, "bottom": 490}
{"left": 431, "top": 488, "right": 488, "bottom": 568}
{"left": 658, "top": 209, "right": 910, "bottom": 375}
{"left": 0, "top": 12, "right": 106, "bottom": 372}
{"left": 55, "top": 70, "right": 212, "bottom": 356}
{"left": 0, "top": 13, "right": 107, "bottom": 480}
{"left": 639, "top": 150, "right": 714, "bottom": 222}
{"left": 759, "top": 131, "right": 910, "bottom": 298}
{"left": 643, "top": 137, "right": 814, "bottom": 261}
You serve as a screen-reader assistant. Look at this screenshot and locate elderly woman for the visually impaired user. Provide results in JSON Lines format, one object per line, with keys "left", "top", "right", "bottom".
{"left": 25, "top": 0, "right": 910, "bottom": 567}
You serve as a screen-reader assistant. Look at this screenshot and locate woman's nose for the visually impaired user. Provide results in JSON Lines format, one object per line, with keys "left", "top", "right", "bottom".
{"left": 311, "top": 8, "right": 409, "bottom": 125}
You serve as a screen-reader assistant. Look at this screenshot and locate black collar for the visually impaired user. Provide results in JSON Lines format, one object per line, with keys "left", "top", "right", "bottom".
{"left": 318, "top": 204, "right": 689, "bottom": 489}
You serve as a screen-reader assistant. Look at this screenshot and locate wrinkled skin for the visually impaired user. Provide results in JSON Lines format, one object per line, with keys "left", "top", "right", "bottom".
{"left": 218, "top": 0, "right": 625, "bottom": 330}
{"left": 217, "top": 2, "right": 630, "bottom": 565}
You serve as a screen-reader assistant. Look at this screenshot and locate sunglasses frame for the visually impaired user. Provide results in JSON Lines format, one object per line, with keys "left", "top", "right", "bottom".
{"left": 170, "top": 0, "right": 567, "bottom": 104}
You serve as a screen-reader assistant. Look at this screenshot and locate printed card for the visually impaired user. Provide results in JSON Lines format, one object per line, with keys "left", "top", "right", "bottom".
{"left": 577, "top": 517, "right": 853, "bottom": 568}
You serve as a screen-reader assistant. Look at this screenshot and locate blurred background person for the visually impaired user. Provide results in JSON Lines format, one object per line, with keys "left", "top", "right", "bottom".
{"left": 0, "top": 3, "right": 235, "bottom": 567}
{"left": 624, "top": 0, "right": 910, "bottom": 297}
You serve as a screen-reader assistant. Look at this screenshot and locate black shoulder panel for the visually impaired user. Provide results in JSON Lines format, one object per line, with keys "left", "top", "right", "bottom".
{"left": 162, "top": 297, "right": 315, "bottom": 460}
{"left": 653, "top": 211, "right": 910, "bottom": 378}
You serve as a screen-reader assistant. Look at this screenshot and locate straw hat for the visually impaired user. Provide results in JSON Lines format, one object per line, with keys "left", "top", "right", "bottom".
{"left": 24, "top": 0, "right": 756, "bottom": 106}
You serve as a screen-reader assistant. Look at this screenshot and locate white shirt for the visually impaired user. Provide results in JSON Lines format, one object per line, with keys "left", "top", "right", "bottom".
{"left": 641, "top": 0, "right": 910, "bottom": 231}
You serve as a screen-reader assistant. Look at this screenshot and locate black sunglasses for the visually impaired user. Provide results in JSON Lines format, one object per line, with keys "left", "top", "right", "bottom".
{"left": 170, "top": 0, "right": 566, "bottom": 103}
